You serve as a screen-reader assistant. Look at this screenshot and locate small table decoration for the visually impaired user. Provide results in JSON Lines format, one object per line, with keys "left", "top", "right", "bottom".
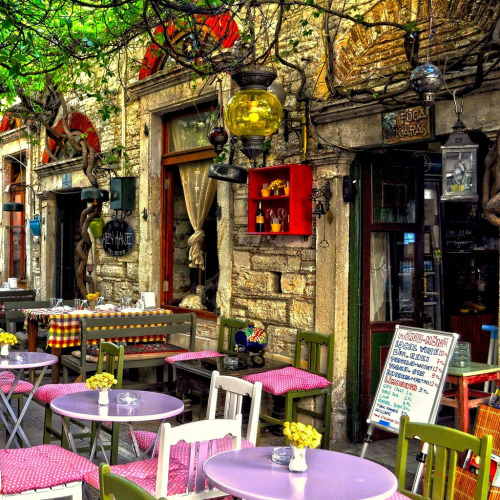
{"left": 85, "top": 372, "right": 117, "bottom": 405}
{"left": 283, "top": 421, "right": 321, "bottom": 473}
{"left": 86, "top": 292, "right": 100, "bottom": 310}
{"left": 0, "top": 330, "right": 18, "bottom": 357}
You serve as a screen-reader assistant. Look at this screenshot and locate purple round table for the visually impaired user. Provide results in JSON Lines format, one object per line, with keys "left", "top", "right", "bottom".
{"left": 203, "top": 446, "right": 398, "bottom": 500}
{"left": 51, "top": 389, "right": 184, "bottom": 462}
{"left": 0, "top": 352, "right": 58, "bottom": 448}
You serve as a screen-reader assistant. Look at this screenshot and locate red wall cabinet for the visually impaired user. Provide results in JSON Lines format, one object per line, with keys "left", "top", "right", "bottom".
{"left": 247, "top": 164, "right": 312, "bottom": 235}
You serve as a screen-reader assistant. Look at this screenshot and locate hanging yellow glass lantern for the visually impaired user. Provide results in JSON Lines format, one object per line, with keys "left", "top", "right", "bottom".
{"left": 224, "top": 66, "right": 283, "bottom": 159}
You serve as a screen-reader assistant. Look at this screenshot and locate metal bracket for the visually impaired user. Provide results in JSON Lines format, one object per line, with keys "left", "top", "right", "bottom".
{"left": 215, "top": 204, "right": 222, "bottom": 221}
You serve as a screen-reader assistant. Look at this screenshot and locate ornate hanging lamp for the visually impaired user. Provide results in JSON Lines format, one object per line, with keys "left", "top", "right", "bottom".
{"left": 441, "top": 94, "right": 478, "bottom": 202}
{"left": 410, "top": 61, "right": 443, "bottom": 108}
{"left": 224, "top": 66, "right": 283, "bottom": 160}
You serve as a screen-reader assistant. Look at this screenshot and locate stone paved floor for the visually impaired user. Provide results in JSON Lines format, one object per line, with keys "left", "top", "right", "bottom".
{"left": 0, "top": 372, "right": 443, "bottom": 499}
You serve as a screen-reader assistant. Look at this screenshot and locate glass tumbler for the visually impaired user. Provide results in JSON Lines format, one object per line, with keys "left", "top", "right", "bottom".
{"left": 450, "top": 341, "right": 471, "bottom": 367}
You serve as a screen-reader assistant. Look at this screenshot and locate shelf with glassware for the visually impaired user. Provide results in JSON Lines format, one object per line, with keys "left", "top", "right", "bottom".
{"left": 247, "top": 164, "right": 312, "bottom": 235}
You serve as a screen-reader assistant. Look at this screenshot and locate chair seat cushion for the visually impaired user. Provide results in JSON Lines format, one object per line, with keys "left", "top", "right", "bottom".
{"left": 132, "top": 430, "right": 254, "bottom": 458}
{"left": 165, "top": 350, "right": 224, "bottom": 364}
{"left": 84, "top": 437, "right": 251, "bottom": 494}
{"left": 0, "top": 371, "right": 15, "bottom": 381}
{"left": 1, "top": 380, "right": 33, "bottom": 394}
{"left": 34, "top": 382, "right": 89, "bottom": 404}
{"left": 0, "top": 444, "right": 97, "bottom": 494}
{"left": 242, "top": 366, "right": 331, "bottom": 395}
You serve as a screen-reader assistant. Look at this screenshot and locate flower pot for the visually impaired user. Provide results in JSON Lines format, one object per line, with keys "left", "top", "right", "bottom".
{"left": 261, "top": 188, "right": 271, "bottom": 197}
{"left": 98, "top": 390, "right": 109, "bottom": 406}
{"left": 0, "top": 344, "right": 9, "bottom": 357}
{"left": 284, "top": 186, "right": 290, "bottom": 195}
{"left": 273, "top": 189, "right": 280, "bottom": 196}
{"left": 29, "top": 215, "right": 42, "bottom": 236}
{"left": 89, "top": 300, "right": 96, "bottom": 311}
{"left": 289, "top": 445, "right": 307, "bottom": 473}
{"left": 271, "top": 223, "right": 281, "bottom": 232}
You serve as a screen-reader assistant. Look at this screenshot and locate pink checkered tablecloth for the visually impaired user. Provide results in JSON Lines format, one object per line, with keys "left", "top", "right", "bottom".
{"left": 24, "top": 308, "right": 173, "bottom": 348}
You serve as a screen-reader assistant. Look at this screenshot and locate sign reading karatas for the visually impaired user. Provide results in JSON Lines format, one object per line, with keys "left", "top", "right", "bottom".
{"left": 382, "top": 106, "right": 434, "bottom": 145}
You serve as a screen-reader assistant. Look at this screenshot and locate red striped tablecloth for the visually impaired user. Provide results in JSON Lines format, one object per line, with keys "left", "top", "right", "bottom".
{"left": 23, "top": 308, "right": 173, "bottom": 348}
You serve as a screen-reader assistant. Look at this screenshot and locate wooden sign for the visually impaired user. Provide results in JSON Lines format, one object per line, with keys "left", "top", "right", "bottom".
{"left": 367, "top": 325, "right": 458, "bottom": 434}
{"left": 102, "top": 219, "right": 135, "bottom": 257}
{"left": 382, "top": 106, "right": 433, "bottom": 145}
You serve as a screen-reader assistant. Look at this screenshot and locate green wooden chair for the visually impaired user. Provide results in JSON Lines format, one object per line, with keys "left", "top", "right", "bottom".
{"left": 246, "top": 330, "right": 334, "bottom": 449}
{"left": 35, "top": 340, "right": 125, "bottom": 464}
{"left": 217, "top": 316, "right": 249, "bottom": 354}
{"left": 99, "top": 463, "right": 166, "bottom": 500}
{"left": 394, "top": 415, "right": 493, "bottom": 500}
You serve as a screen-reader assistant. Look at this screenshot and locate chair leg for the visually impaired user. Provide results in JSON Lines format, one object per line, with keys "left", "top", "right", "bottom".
{"left": 323, "top": 390, "right": 332, "bottom": 450}
{"left": 110, "top": 422, "right": 120, "bottom": 465}
{"left": 43, "top": 404, "right": 55, "bottom": 444}
{"left": 283, "top": 394, "right": 294, "bottom": 446}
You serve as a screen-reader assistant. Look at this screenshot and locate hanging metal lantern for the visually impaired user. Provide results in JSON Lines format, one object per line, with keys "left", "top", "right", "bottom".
{"left": 224, "top": 66, "right": 283, "bottom": 160}
{"left": 3, "top": 202, "right": 25, "bottom": 212}
{"left": 410, "top": 62, "right": 443, "bottom": 108}
{"left": 81, "top": 187, "right": 109, "bottom": 204}
{"left": 208, "top": 137, "right": 248, "bottom": 183}
{"left": 208, "top": 126, "right": 228, "bottom": 154}
{"left": 441, "top": 117, "right": 478, "bottom": 202}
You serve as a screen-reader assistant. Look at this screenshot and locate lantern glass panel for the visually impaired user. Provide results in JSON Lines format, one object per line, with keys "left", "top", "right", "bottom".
{"left": 442, "top": 148, "right": 477, "bottom": 201}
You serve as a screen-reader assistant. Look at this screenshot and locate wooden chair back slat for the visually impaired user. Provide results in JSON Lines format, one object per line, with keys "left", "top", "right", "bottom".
{"left": 294, "top": 330, "right": 334, "bottom": 381}
{"left": 218, "top": 317, "right": 248, "bottom": 354}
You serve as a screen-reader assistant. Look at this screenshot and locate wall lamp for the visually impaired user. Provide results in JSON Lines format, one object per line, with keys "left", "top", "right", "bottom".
{"left": 3, "top": 182, "right": 37, "bottom": 212}
{"left": 311, "top": 180, "right": 332, "bottom": 219}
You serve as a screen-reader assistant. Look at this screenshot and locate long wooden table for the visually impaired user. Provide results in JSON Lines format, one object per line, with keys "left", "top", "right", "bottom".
{"left": 172, "top": 355, "right": 290, "bottom": 422}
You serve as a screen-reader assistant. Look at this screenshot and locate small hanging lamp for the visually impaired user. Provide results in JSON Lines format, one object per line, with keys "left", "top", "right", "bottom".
{"left": 3, "top": 202, "right": 25, "bottom": 212}
{"left": 410, "top": 62, "right": 443, "bottom": 108}
{"left": 81, "top": 187, "right": 109, "bottom": 204}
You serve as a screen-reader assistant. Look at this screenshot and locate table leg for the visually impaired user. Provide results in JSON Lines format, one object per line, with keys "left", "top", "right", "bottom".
{"left": 51, "top": 347, "right": 61, "bottom": 383}
{"left": 60, "top": 416, "right": 77, "bottom": 453}
{"left": 457, "top": 377, "right": 470, "bottom": 433}
{"left": 5, "top": 365, "right": 50, "bottom": 448}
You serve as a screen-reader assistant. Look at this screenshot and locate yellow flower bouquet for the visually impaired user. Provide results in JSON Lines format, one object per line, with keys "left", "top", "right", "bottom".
{"left": 283, "top": 421, "right": 322, "bottom": 449}
{"left": 283, "top": 421, "right": 321, "bottom": 472}
{"left": 86, "top": 292, "right": 100, "bottom": 301}
{"left": 85, "top": 372, "right": 117, "bottom": 391}
{"left": 0, "top": 330, "right": 18, "bottom": 346}
{"left": 269, "top": 179, "right": 286, "bottom": 192}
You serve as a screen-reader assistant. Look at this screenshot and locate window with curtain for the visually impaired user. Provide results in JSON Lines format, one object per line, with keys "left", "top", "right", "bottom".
{"left": 161, "top": 106, "right": 219, "bottom": 313}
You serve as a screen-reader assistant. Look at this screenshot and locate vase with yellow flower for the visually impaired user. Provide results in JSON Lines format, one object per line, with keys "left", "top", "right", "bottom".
{"left": 283, "top": 421, "right": 322, "bottom": 472}
{"left": 269, "top": 178, "right": 286, "bottom": 196}
{"left": 0, "top": 330, "right": 18, "bottom": 357}
{"left": 86, "top": 372, "right": 117, "bottom": 405}
{"left": 86, "top": 292, "right": 100, "bottom": 311}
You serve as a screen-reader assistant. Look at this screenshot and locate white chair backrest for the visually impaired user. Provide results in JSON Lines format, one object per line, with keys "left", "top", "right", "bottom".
{"left": 206, "top": 370, "right": 262, "bottom": 446}
{"left": 155, "top": 415, "right": 242, "bottom": 499}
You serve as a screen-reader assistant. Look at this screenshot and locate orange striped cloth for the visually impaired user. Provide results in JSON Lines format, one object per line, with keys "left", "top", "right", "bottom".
{"left": 24, "top": 308, "right": 172, "bottom": 348}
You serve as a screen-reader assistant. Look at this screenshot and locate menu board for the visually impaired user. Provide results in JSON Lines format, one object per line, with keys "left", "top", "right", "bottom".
{"left": 368, "top": 325, "right": 458, "bottom": 433}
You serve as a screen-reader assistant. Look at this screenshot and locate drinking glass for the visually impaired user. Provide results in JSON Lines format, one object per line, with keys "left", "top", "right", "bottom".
{"left": 50, "top": 298, "right": 57, "bottom": 308}
{"left": 74, "top": 299, "right": 82, "bottom": 310}
{"left": 265, "top": 208, "right": 274, "bottom": 232}
{"left": 56, "top": 298, "right": 64, "bottom": 308}
{"left": 277, "top": 208, "right": 288, "bottom": 232}
{"left": 97, "top": 296, "right": 105, "bottom": 306}
{"left": 81, "top": 299, "right": 89, "bottom": 309}
{"left": 120, "top": 297, "right": 132, "bottom": 309}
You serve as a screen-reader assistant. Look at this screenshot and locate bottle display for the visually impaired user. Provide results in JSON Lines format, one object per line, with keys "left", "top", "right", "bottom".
{"left": 255, "top": 202, "right": 265, "bottom": 232}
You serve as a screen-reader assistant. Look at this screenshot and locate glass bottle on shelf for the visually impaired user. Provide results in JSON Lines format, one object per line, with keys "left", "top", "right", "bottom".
{"left": 255, "top": 202, "right": 265, "bottom": 232}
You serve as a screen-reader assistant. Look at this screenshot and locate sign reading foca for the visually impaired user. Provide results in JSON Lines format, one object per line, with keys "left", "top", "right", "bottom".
{"left": 102, "top": 219, "right": 135, "bottom": 256}
{"left": 382, "top": 106, "right": 433, "bottom": 145}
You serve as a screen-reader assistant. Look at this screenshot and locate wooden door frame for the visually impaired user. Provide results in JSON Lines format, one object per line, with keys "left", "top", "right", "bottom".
{"left": 351, "top": 151, "right": 425, "bottom": 441}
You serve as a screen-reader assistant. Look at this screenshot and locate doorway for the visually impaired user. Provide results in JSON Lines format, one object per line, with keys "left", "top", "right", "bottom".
{"left": 350, "top": 142, "right": 499, "bottom": 441}
{"left": 55, "top": 192, "right": 86, "bottom": 299}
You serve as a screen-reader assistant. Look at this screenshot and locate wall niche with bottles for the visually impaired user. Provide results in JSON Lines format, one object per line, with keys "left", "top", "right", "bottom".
{"left": 443, "top": 201, "right": 499, "bottom": 361}
{"left": 247, "top": 164, "right": 312, "bottom": 235}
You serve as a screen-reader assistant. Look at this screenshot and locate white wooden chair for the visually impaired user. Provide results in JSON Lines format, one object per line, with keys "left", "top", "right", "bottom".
{"left": 84, "top": 415, "right": 243, "bottom": 499}
{"left": 0, "top": 444, "right": 96, "bottom": 500}
{"left": 132, "top": 370, "right": 262, "bottom": 456}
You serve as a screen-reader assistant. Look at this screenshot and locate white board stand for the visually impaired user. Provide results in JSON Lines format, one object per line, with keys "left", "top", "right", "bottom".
{"left": 360, "top": 325, "right": 458, "bottom": 492}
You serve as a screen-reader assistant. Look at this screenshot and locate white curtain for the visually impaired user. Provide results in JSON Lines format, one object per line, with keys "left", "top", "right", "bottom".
{"left": 170, "top": 112, "right": 217, "bottom": 269}
{"left": 370, "top": 233, "right": 389, "bottom": 321}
